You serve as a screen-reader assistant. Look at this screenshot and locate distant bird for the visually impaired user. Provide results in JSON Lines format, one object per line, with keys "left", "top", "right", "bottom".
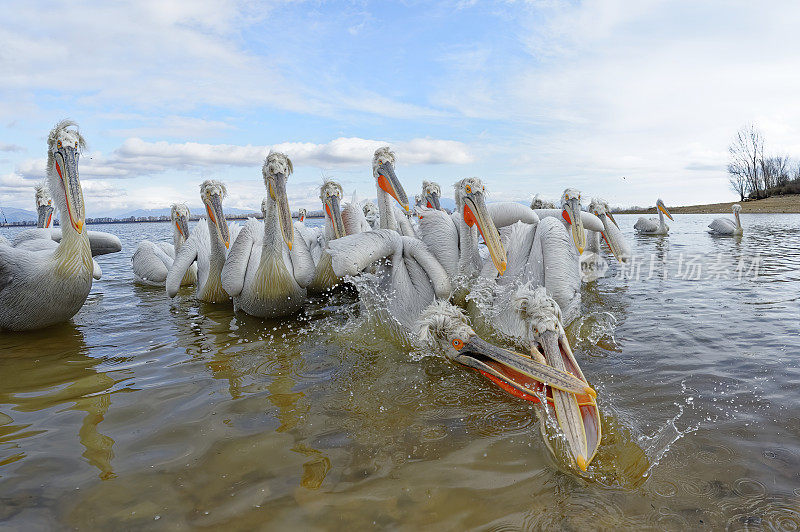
{"left": 634, "top": 198, "right": 673, "bottom": 235}
{"left": 421, "top": 181, "right": 443, "bottom": 211}
{"left": 708, "top": 204, "right": 743, "bottom": 236}
{"left": 167, "top": 180, "right": 240, "bottom": 303}
{"left": 297, "top": 208, "right": 307, "bottom": 223}
{"left": 0, "top": 120, "right": 95, "bottom": 331}
{"left": 362, "top": 200, "right": 379, "bottom": 230}
{"left": 131, "top": 204, "right": 197, "bottom": 287}
{"left": 221, "top": 152, "right": 314, "bottom": 317}
{"left": 583, "top": 198, "right": 631, "bottom": 281}
{"left": 530, "top": 193, "right": 556, "bottom": 210}
{"left": 34, "top": 183, "right": 54, "bottom": 228}
{"left": 305, "top": 180, "right": 347, "bottom": 293}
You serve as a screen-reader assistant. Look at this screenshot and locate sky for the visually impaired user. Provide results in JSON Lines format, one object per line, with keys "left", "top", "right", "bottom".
{"left": 2, "top": 0, "right": 800, "bottom": 216}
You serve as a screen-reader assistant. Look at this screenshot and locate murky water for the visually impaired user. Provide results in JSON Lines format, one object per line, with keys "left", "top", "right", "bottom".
{"left": 2, "top": 214, "right": 799, "bottom": 530}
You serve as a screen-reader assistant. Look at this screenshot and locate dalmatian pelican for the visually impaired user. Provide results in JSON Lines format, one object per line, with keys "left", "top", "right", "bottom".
{"left": 371, "top": 147, "right": 415, "bottom": 236}
{"left": 221, "top": 152, "right": 314, "bottom": 317}
{"left": 417, "top": 295, "right": 598, "bottom": 471}
{"left": 35, "top": 184, "right": 54, "bottom": 228}
{"left": 297, "top": 208, "right": 307, "bottom": 223}
{"left": 417, "top": 177, "right": 524, "bottom": 300}
{"left": 362, "top": 200, "right": 379, "bottom": 229}
{"left": 305, "top": 180, "right": 347, "bottom": 293}
{"left": 530, "top": 193, "right": 556, "bottom": 210}
{"left": 708, "top": 204, "right": 743, "bottom": 236}
{"left": 582, "top": 198, "right": 631, "bottom": 281}
{"left": 634, "top": 198, "right": 673, "bottom": 235}
{"left": 421, "top": 181, "right": 443, "bottom": 211}
{"left": 131, "top": 204, "right": 197, "bottom": 287}
{"left": 166, "top": 180, "right": 239, "bottom": 303}
{"left": 0, "top": 120, "right": 95, "bottom": 331}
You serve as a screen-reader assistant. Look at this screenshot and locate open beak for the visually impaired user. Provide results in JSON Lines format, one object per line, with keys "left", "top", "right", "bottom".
{"left": 271, "top": 172, "right": 294, "bottom": 250}
{"left": 658, "top": 203, "right": 674, "bottom": 221}
{"left": 206, "top": 192, "right": 229, "bottom": 248}
{"left": 325, "top": 194, "right": 346, "bottom": 239}
{"left": 377, "top": 162, "right": 410, "bottom": 212}
{"left": 426, "top": 192, "right": 441, "bottom": 211}
{"left": 562, "top": 197, "right": 586, "bottom": 254}
{"left": 535, "top": 328, "right": 600, "bottom": 471}
{"left": 454, "top": 334, "right": 595, "bottom": 398}
{"left": 54, "top": 146, "right": 85, "bottom": 234}
{"left": 176, "top": 214, "right": 190, "bottom": 241}
{"left": 463, "top": 191, "right": 507, "bottom": 275}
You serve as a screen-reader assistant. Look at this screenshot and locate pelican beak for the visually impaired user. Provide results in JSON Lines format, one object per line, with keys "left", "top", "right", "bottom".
{"left": 377, "top": 162, "right": 410, "bottom": 212}
{"left": 426, "top": 191, "right": 441, "bottom": 211}
{"left": 463, "top": 191, "right": 507, "bottom": 275}
{"left": 53, "top": 146, "right": 85, "bottom": 234}
{"left": 176, "top": 214, "right": 190, "bottom": 241}
{"left": 37, "top": 204, "right": 54, "bottom": 229}
{"left": 536, "top": 328, "right": 598, "bottom": 471}
{"left": 206, "top": 192, "right": 229, "bottom": 248}
{"left": 562, "top": 197, "right": 586, "bottom": 254}
{"left": 658, "top": 203, "right": 674, "bottom": 221}
{"left": 453, "top": 334, "right": 596, "bottom": 398}
{"left": 300, "top": 212, "right": 305, "bottom": 222}
{"left": 325, "top": 194, "right": 346, "bottom": 240}
{"left": 271, "top": 172, "right": 294, "bottom": 250}
{"left": 606, "top": 211, "right": 619, "bottom": 228}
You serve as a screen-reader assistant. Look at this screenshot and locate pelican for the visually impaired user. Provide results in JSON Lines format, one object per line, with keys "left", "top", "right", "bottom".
{"left": 421, "top": 181, "right": 443, "bottom": 211}
{"left": 305, "top": 180, "right": 347, "bottom": 293}
{"left": 362, "top": 200, "right": 379, "bottom": 229}
{"left": 417, "top": 177, "right": 515, "bottom": 300}
{"left": 532, "top": 189, "right": 596, "bottom": 255}
{"left": 708, "top": 204, "right": 743, "bottom": 236}
{"left": 417, "top": 296, "right": 598, "bottom": 471}
{"left": 131, "top": 204, "right": 197, "bottom": 287}
{"left": 371, "top": 147, "right": 415, "bottom": 236}
{"left": 582, "top": 198, "right": 631, "bottom": 281}
{"left": 341, "top": 192, "right": 373, "bottom": 235}
{"left": 35, "top": 183, "right": 54, "bottom": 228}
{"left": 0, "top": 120, "right": 95, "bottom": 331}
{"left": 297, "top": 208, "right": 307, "bottom": 223}
{"left": 634, "top": 198, "right": 673, "bottom": 235}
{"left": 531, "top": 194, "right": 556, "bottom": 209}
{"left": 166, "top": 180, "right": 239, "bottom": 303}
{"left": 221, "top": 152, "right": 314, "bottom": 317}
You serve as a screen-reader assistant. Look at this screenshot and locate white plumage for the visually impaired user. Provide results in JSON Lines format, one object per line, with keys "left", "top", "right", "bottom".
{"left": 708, "top": 204, "right": 743, "bottom": 236}
{"left": 132, "top": 203, "right": 197, "bottom": 287}
{"left": 635, "top": 198, "right": 673, "bottom": 235}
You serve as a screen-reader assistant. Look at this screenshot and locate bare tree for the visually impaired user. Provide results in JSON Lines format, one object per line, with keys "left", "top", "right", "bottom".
{"left": 728, "top": 169, "right": 748, "bottom": 201}
{"left": 728, "top": 124, "right": 764, "bottom": 199}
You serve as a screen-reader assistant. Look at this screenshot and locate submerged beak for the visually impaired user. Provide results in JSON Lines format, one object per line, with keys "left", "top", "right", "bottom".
{"left": 537, "top": 329, "right": 598, "bottom": 471}
{"left": 377, "top": 162, "right": 410, "bottom": 212}
{"left": 325, "top": 194, "right": 346, "bottom": 239}
{"left": 176, "top": 214, "right": 190, "bottom": 241}
{"left": 658, "top": 203, "right": 674, "bottom": 221}
{"left": 464, "top": 191, "right": 507, "bottom": 275}
{"left": 426, "top": 191, "right": 441, "bottom": 211}
{"left": 562, "top": 197, "right": 586, "bottom": 254}
{"left": 206, "top": 192, "right": 229, "bottom": 248}
{"left": 453, "top": 334, "right": 595, "bottom": 398}
{"left": 54, "top": 146, "right": 85, "bottom": 234}
{"left": 271, "top": 172, "right": 294, "bottom": 250}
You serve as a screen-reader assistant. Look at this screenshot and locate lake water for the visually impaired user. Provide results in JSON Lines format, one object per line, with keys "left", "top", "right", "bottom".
{"left": 1, "top": 213, "right": 799, "bottom": 529}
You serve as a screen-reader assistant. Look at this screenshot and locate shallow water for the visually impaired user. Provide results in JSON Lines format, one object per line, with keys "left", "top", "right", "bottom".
{"left": 1, "top": 214, "right": 799, "bottom": 530}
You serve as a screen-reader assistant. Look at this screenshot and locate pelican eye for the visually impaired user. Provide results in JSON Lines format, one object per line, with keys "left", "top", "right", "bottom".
{"left": 466, "top": 185, "right": 472, "bottom": 193}
{"left": 57, "top": 140, "right": 62, "bottom": 148}
{"left": 452, "top": 338, "right": 464, "bottom": 350}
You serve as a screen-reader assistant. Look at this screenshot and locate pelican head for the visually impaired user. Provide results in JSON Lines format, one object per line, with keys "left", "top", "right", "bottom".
{"left": 588, "top": 197, "right": 626, "bottom": 262}
{"left": 35, "top": 183, "right": 54, "bottom": 229}
{"left": 200, "top": 179, "right": 230, "bottom": 249}
{"left": 530, "top": 194, "right": 555, "bottom": 210}
{"left": 416, "top": 300, "right": 595, "bottom": 399}
{"left": 456, "top": 177, "right": 507, "bottom": 275}
{"left": 297, "top": 207, "right": 307, "bottom": 223}
{"left": 263, "top": 151, "right": 294, "bottom": 251}
{"left": 363, "top": 200, "right": 378, "bottom": 224}
{"left": 732, "top": 203, "right": 742, "bottom": 214}
{"left": 422, "top": 181, "right": 442, "bottom": 211}
{"left": 372, "top": 147, "right": 409, "bottom": 212}
{"left": 512, "top": 284, "right": 598, "bottom": 471}
{"left": 320, "top": 180, "right": 345, "bottom": 240}
{"left": 47, "top": 120, "right": 86, "bottom": 234}
{"left": 656, "top": 198, "right": 674, "bottom": 220}
{"left": 561, "top": 188, "right": 586, "bottom": 255}
{"left": 170, "top": 203, "right": 191, "bottom": 244}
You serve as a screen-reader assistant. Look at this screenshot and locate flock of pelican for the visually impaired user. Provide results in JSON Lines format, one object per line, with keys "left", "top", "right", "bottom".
{"left": 0, "top": 120, "right": 747, "bottom": 472}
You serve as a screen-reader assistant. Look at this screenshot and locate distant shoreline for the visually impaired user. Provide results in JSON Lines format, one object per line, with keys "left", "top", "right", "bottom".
{"left": 615, "top": 194, "right": 800, "bottom": 214}
{"left": 0, "top": 214, "right": 325, "bottom": 228}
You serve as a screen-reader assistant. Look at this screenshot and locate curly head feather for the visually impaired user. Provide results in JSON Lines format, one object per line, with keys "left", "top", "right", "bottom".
{"left": 511, "top": 284, "right": 562, "bottom": 336}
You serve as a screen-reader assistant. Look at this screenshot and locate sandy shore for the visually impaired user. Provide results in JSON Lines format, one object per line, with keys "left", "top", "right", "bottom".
{"left": 615, "top": 194, "right": 800, "bottom": 214}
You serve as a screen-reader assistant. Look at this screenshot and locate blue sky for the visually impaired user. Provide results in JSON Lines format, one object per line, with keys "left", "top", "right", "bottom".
{"left": 2, "top": 0, "right": 800, "bottom": 216}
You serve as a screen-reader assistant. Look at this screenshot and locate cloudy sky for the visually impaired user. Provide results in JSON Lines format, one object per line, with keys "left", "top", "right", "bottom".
{"left": 2, "top": 0, "right": 800, "bottom": 216}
